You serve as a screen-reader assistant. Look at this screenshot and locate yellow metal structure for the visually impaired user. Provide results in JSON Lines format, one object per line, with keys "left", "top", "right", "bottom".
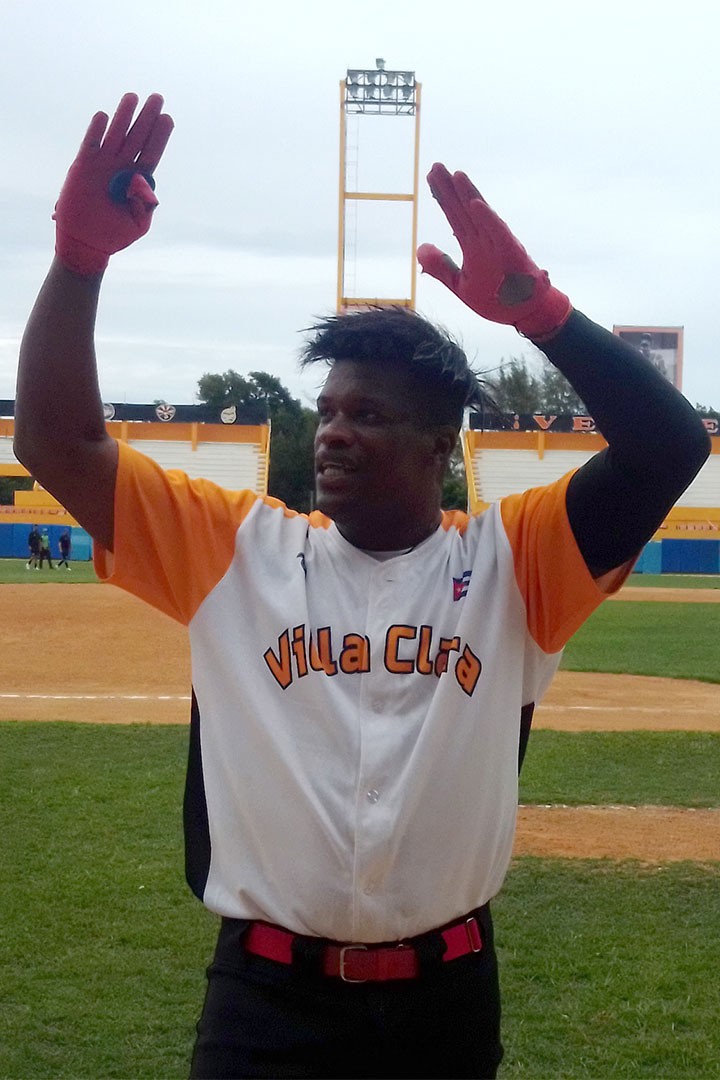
{"left": 337, "top": 71, "right": 422, "bottom": 312}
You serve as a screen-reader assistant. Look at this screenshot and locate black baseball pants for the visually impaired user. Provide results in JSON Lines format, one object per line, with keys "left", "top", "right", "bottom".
{"left": 190, "top": 908, "right": 503, "bottom": 1079}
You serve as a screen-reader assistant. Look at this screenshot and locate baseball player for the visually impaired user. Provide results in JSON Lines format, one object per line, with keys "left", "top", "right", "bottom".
{"left": 26, "top": 525, "right": 41, "bottom": 569}
{"left": 15, "top": 94, "right": 709, "bottom": 1079}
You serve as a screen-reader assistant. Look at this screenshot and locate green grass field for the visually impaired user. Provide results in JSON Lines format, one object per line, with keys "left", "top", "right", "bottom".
{"left": 628, "top": 573, "right": 720, "bottom": 589}
{"left": 519, "top": 731, "right": 720, "bottom": 807}
{"left": 2, "top": 722, "right": 719, "bottom": 1079}
{"left": 496, "top": 860, "right": 720, "bottom": 1078}
{"left": 0, "top": 556, "right": 98, "bottom": 584}
{"left": 2, "top": 561, "right": 718, "bottom": 1076}
{"left": 561, "top": 601, "right": 720, "bottom": 683}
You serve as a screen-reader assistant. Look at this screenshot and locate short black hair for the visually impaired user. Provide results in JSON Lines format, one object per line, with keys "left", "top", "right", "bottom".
{"left": 300, "top": 307, "right": 491, "bottom": 430}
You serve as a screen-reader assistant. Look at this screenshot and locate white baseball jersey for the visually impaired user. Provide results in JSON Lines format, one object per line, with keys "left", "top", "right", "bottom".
{"left": 95, "top": 440, "right": 614, "bottom": 943}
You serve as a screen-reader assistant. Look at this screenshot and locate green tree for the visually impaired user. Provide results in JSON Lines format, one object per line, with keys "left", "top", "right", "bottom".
{"left": 487, "top": 354, "right": 586, "bottom": 414}
{"left": 487, "top": 356, "right": 541, "bottom": 414}
{"left": 539, "top": 362, "right": 587, "bottom": 413}
{"left": 197, "top": 370, "right": 317, "bottom": 512}
{"left": 442, "top": 442, "right": 468, "bottom": 511}
{"left": 0, "top": 476, "right": 34, "bottom": 505}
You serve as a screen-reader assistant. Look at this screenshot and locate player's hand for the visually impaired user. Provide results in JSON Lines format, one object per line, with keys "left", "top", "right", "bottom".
{"left": 417, "top": 163, "right": 572, "bottom": 342}
{"left": 53, "top": 93, "right": 174, "bottom": 275}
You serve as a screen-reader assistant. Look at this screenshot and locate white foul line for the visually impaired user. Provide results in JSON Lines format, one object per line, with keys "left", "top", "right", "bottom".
{"left": 0, "top": 695, "right": 707, "bottom": 712}
{"left": 0, "top": 693, "right": 191, "bottom": 701}
{"left": 536, "top": 704, "right": 708, "bottom": 713}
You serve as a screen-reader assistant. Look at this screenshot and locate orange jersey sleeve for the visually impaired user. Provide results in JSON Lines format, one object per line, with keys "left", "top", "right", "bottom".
{"left": 500, "top": 470, "right": 630, "bottom": 653}
{"left": 94, "top": 440, "right": 269, "bottom": 624}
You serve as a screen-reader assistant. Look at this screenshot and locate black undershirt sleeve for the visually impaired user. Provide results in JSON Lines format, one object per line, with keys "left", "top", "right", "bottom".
{"left": 536, "top": 311, "right": 711, "bottom": 578}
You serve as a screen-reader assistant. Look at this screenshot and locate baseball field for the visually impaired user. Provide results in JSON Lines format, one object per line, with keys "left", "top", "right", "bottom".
{"left": 1, "top": 561, "right": 719, "bottom": 1077}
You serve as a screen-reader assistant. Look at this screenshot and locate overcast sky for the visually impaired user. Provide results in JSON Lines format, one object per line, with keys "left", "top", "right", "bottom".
{"left": 2, "top": 0, "right": 718, "bottom": 412}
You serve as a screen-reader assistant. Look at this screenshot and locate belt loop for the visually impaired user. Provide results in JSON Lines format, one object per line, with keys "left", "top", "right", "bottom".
{"left": 291, "top": 933, "right": 326, "bottom": 977}
{"left": 414, "top": 931, "right": 447, "bottom": 976}
{"left": 465, "top": 916, "right": 482, "bottom": 953}
{"left": 475, "top": 901, "right": 493, "bottom": 947}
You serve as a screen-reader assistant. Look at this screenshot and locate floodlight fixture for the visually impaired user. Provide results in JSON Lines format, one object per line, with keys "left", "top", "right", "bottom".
{"left": 343, "top": 62, "right": 417, "bottom": 114}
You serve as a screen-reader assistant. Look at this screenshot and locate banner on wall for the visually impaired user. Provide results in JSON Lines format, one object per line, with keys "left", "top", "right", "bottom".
{"left": 0, "top": 401, "right": 269, "bottom": 424}
{"left": 468, "top": 412, "right": 718, "bottom": 435}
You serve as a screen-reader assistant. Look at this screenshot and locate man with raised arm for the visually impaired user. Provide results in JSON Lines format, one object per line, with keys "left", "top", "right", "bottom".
{"left": 15, "top": 95, "right": 709, "bottom": 1080}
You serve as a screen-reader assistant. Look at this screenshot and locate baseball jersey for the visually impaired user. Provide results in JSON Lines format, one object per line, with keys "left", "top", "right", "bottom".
{"left": 95, "top": 440, "right": 617, "bottom": 943}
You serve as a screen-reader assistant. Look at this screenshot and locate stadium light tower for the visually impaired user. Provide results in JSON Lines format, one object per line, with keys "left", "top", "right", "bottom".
{"left": 337, "top": 59, "right": 421, "bottom": 312}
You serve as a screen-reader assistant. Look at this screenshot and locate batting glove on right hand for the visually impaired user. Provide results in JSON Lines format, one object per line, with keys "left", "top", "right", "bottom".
{"left": 53, "top": 93, "right": 174, "bottom": 275}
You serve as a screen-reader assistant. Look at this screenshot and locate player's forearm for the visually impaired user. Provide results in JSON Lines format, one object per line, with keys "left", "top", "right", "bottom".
{"left": 539, "top": 310, "right": 711, "bottom": 575}
{"left": 540, "top": 311, "right": 710, "bottom": 479}
{"left": 14, "top": 259, "right": 110, "bottom": 473}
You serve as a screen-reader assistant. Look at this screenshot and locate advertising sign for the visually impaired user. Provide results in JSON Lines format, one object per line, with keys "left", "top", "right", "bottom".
{"left": 613, "top": 325, "right": 683, "bottom": 390}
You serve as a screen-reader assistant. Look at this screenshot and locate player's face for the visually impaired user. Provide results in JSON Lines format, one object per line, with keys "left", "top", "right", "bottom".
{"left": 314, "top": 360, "right": 451, "bottom": 549}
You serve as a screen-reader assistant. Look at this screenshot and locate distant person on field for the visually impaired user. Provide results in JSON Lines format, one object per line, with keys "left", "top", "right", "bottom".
{"left": 26, "top": 525, "right": 41, "bottom": 569}
{"left": 57, "top": 528, "right": 72, "bottom": 569}
{"left": 14, "top": 93, "right": 711, "bottom": 1080}
{"left": 38, "top": 528, "right": 54, "bottom": 569}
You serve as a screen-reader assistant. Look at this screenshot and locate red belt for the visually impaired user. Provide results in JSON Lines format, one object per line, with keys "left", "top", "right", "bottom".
{"left": 244, "top": 915, "right": 483, "bottom": 983}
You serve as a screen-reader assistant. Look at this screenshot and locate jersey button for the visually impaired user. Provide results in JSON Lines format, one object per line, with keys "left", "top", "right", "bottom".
{"left": 366, "top": 789, "right": 380, "bottom": 803}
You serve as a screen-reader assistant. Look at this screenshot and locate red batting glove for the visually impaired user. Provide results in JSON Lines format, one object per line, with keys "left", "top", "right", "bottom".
{"left": 53, "top": 93, "right": 174, "bottom": 275}
{"left": 417, "top": 164, "right": 572, "bottom": 342}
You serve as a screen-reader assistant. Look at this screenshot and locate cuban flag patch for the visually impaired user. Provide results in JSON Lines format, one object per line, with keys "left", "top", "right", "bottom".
{"left": 453, "top": 570, "right": 472, "bottom": 601}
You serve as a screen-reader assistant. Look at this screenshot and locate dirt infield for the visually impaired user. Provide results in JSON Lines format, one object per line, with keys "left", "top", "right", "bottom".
{"left": 0, "top": 585, "right": 189, "bottom": 723}
{"left": 610, "top": 586, "right": 720, "bottom": 603}
{"left": 515, "top": 806, "right": 720, "bottom": 862}
{"left": 2, "top": 583, "right": 718, "bottom": 861}
{"left": 539, "top": 671, "right": 720, "bottom": 731}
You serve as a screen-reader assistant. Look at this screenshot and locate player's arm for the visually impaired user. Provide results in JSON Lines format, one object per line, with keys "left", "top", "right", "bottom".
{"left": 538, "top": 313, "right": 709, "bottom": 576}
{"left": 14, "top": 94, "right": 174, "bottom": 553}
{"left": 16, "top": 263, "right": 116, "bottom": 549}
{"left": 418, "top": 164, "right": 711, "bottom": 577}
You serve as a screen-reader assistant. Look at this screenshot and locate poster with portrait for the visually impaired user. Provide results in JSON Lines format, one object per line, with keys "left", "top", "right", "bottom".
{"left": 613, "top": 325, "right": 683, "bottom": 391}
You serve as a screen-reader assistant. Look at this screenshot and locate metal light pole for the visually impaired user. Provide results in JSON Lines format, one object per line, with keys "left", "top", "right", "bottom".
{"left": 337, "top": 60, "right": 421, "bottom": 312}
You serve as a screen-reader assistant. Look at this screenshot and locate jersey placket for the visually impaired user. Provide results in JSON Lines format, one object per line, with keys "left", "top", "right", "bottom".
{"left": 351, "top": 557, "right": 412, "bottom": 939}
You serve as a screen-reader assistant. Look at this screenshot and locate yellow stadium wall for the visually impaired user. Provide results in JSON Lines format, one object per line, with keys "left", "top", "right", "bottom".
{"left": 0, "top": 418, "right": 271, "bottom": 528}
{"left": 463, "top": 429, "right": 720, "bottom": 542}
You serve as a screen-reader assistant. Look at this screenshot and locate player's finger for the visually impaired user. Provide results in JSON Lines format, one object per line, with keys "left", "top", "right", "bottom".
{"left": 417, "top": 243, "right": 461, "bottom": 293}
{"left": 453, "top": 171, "right": 489, "bottom": 207}
{"left": 135, "top": 112, "right": 175, "bottom": 173}
{"left": 76, "top": 111, "right": 109, "bottom": 158}
{"left": 124, "top": 93, "right": 165, "bottom": 161}
{"left": 102, "top": 93, "right": 140, "bottom": 155}
{"left": 426, "top": 162, "right": 475, "bottom": 246}
{"left": 465, "top": 197, "right": 523, "bottom": 262}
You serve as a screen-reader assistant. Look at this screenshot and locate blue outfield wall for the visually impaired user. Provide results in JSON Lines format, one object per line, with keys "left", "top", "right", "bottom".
{"left": 0, "top": 523, "right": 93, "bottom": 560}
{"left": 633, "top": 541, "right": 663, "bottom": 574}
{"left": 633, "top": 539, "right": 720, "bottom": 574}
{"left": 661, "top": 539, "right": 720, "bottom": 574}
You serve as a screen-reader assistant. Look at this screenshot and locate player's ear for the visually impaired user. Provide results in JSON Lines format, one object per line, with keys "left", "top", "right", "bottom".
{"left": 431, "top": 427, "right": 457, "bottom": 465}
